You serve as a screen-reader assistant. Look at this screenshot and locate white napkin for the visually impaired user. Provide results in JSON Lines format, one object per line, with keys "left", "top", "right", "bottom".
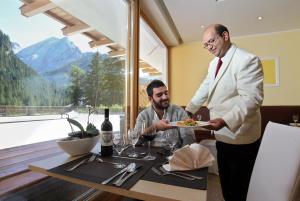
{"left": 163, "top": 143, "right": 215, "bottom": 171}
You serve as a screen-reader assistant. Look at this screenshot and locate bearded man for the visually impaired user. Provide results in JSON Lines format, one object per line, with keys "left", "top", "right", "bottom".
{"left": 134, "top": 79, "right": 195, "bottom": 147}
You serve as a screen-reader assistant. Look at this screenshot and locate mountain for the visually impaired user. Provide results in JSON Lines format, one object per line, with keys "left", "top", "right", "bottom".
{"left": 0, "top": 30, "right": 68, "bottom": 106}
{"left": 17, "top": 37, "right": 83, "bottom": 74}
{"left": 11, "top": 42, "right": 22, "bottom": 53}
{"left": 43, "top": 52, "right": 94, "bottom": 86}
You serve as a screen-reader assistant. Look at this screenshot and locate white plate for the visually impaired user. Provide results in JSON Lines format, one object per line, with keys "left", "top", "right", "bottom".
{"left": 170, "top": 121, "right": 210, "bottom": 128}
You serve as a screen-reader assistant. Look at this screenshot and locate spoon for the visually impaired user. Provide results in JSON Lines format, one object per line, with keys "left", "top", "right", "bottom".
{"left": 114, "top": 164, "right": 143, "bottom": 186}
{"left": 113, "top": 163, "right": 136, "bottom": 185}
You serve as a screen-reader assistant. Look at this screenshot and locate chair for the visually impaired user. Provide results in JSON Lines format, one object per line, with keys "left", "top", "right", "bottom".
{"left": 247, "top": 122, "right": 300, "bottom": 201}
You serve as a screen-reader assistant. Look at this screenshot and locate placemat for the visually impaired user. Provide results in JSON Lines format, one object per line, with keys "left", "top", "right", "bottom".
{"left": 49, "top": 153, "right": 156, "bottom": 189}
{"left": 49, "top": 147, "right": 207, "bottom": 190}
{"left": 142, "top": 163, "right": 208, "bottom": 190}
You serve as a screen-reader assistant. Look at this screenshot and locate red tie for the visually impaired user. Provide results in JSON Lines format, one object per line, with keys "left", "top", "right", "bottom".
{"left": 215, "top": 58, "right": 223, "bottom": 78}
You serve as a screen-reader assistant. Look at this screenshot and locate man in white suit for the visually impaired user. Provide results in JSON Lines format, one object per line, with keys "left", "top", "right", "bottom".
{"left": 186, "top": 24, "right": 264, "bottom": 201}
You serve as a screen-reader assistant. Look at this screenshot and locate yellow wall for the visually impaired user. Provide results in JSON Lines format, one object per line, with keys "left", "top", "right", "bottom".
{"left": 169, "top": 30, "right": 300, "bottom": 106}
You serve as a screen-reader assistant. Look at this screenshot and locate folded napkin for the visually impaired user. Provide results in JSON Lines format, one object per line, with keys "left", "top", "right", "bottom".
{"left": 163, "top": 143, "right": 215, "bottom": 171}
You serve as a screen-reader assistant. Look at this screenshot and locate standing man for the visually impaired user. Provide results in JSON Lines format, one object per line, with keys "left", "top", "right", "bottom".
{"left": 135, "top": 79, "right": 195, "bottom": 147}
{"left": 185, "top": 24, "right": 263, "bottom": 201}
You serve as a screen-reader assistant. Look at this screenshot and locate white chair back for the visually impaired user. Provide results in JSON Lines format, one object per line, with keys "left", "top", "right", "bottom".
{"left": 247, "top": 122, "right": 300, "bottom": 201}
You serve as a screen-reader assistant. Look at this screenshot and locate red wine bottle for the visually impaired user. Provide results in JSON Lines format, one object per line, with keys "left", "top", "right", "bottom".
{"left": 100, "top": 108, "right": 113, "bottom": 156}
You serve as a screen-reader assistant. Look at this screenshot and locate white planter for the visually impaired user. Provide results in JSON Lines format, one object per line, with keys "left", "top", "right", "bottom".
{"left": 57, "top": 135, "right": 99, "bottom": 156}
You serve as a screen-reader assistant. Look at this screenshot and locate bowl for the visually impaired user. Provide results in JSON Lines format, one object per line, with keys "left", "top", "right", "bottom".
{"left": 57, "top": 135, "right": 99, "bottom": 156}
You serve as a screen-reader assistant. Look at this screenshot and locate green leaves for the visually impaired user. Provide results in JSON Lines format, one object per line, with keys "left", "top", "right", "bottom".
{"left": 67, "top": 118, "right": 99, "bottom": 138}
{"left": 86, "top": 123, "right": 99, "bottom": 135}
{"left": 67, "top": 118, "right": 84, "bottom": 134}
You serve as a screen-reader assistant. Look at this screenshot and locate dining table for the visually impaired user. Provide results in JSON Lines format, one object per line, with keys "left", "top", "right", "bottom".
{"left": 29, "top": 144, "right": 208, "bottom": 201}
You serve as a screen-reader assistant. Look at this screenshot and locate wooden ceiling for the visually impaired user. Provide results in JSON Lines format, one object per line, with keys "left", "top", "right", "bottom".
{"left": 19, "top": 0, "right": 161, "bottom": 76}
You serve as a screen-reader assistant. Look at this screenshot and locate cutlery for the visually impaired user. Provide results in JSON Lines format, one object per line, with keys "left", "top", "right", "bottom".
{"left": 66, "top": 154, "right": 96, "bottom": 172}
{"left": 151, "top": 167, "right": 195, "bottom": 180}
{"left": 101, "top": 164, "right": 130, "bottom": 185}
{"left": 113, "top": 164, "right": 143, "bottom": 186}
{"left": 96, "top": 158, "right": 121, "bottom": 166}
{"left": 113, "top": 163, "right": 136, "bottom": 186}
{"left": 159, "top": 167, "right": 203, "bottom": 180}
{"left": 113, "top": 155, "right": 148, "bottom": 161}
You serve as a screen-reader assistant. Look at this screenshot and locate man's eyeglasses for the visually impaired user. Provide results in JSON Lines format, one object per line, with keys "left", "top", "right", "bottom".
{"left": 203, "top": 33, "right": 224, "bottom": 49}
{"left": 203, "top": 37, "right": 218, "bottom": 49}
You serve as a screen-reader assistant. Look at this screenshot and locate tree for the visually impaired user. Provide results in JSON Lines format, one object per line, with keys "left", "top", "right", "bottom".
{"left": 85, "top": 52, "right": 103, "bottom": 107}
{"left": 69, "top": 65, "right": 85, "bottom": 106}
{"left": 100, "top": 57, "right": 125, "bottom": 106}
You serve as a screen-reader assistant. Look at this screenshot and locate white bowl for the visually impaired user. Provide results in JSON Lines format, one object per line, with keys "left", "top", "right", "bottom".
{"left": 57, "top": 135, "right": 99, "bottom": 156}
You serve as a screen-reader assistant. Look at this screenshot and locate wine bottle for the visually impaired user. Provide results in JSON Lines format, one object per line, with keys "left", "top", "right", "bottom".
{"left": 100, "top": 108, "right": 113, "bottom": 156}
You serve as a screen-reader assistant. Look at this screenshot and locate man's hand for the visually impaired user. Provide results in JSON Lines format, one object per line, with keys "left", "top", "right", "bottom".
{"left": 205, "top": 118, "right": 227, "bottom": 131}
{"left": 153, "top": 119, "right": 174, "bottom": 131}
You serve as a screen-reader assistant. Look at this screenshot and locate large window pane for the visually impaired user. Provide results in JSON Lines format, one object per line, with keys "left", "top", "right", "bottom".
{"left": 139, "top": 17, "right": 168, "bottom": 109}
{"left": 0, "top": 0, "right": 128, "bottom": 149}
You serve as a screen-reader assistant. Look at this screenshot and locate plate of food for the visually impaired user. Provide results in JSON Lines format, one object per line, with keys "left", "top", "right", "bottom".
{"left": 170, "top": 118, "right": 210, "bottom": 128}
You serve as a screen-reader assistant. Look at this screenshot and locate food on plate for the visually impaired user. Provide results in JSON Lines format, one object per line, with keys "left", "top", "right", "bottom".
{"left": 177, "top": 118, "right": 198, "bottom": 126}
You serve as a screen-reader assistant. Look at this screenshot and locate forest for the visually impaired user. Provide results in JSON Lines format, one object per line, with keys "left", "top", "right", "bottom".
{"left": 0, "top": 30, "right": 125, "bottom": 109}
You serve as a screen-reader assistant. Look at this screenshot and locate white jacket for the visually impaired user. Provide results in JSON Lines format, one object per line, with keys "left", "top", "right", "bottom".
{"left": 186, "top": 44, "right": 264, "bottom": 144}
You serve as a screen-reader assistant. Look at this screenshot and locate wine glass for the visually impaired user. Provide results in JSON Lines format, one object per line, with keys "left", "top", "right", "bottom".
{"left": 165, "top": 129, "right": 179, "bottom": 155}
{"left": 112, "top": 132, "right": 126, "bottom": 168}
{"left": 127, "top": 129, "right": 139, "bottom": 158}
{"left": 196, "top": 114, "right": 202, "bottom": 121}
{"left": 142, "top": 121, "right": 156, "bottom": 160}
{"left": 292, "top": 114, "right": 299, "bottom": 126}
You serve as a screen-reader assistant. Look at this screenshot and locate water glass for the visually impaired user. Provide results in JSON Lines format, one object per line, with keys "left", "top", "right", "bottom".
{"left": 113, "top": 132, "right": 126, "bottom": 168}
{"left": 165, "top": 129, "right": 179, "bottom": 155}
{"left": 127, "top": 129, "right": 139, "bottom": 158}
{"left": 292, "top": 114, "right": 299, "bottom": 123}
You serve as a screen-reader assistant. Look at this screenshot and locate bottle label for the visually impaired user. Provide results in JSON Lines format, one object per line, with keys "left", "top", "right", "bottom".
{"left": 100, "top": 131, "right": 113, "bottom": 146}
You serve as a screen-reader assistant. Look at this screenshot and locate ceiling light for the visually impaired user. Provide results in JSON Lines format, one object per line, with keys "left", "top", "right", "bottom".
{"left": 258, "top": 16, "right": 263, "bottom": 20}
{"left": 201, "top": 25, "right": 205, "bottom": 28}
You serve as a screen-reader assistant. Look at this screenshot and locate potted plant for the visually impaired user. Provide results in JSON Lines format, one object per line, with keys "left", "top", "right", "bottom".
{"left": 57, "top": 108, "right": 100, "bottom": 156}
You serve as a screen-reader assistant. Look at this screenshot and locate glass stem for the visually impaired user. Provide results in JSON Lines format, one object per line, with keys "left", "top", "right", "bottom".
{"left": 147, "top": 141, "right": 151, "bottom": 156}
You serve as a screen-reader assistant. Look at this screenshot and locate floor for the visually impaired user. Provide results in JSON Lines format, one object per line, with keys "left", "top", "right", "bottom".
{"left": 207, "top": 174, "right": 223, "bottom": 201}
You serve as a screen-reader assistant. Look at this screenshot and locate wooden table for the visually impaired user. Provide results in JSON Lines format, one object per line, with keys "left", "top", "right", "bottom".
{"left": 29, "top": 152, "right": 207, "bottom": 201}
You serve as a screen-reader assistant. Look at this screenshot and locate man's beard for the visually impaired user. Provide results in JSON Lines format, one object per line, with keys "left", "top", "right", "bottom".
{"left": 153, "top": 99, "right": 169, "bottom": 110}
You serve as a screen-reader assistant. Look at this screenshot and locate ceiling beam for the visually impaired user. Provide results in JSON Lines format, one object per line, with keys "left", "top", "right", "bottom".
{"left": 139, "top": 62, "right": 151, "bottom": 68}
{"left": 20, "top": 0, "right": 56, "bottom": 17}
{"left": 149, "top": 72, "right": 162, "bottom": 76}
{"left": 108, "top": 50, "right": 126, "bottom": 58}
{"left": 89, "top": 38, "right": 116, "bottom": 48}
{"left": 62, "top": 24, "right": 92, "bottom": 36}
{"left": 142, "top": 68, "right": 159, "bottom": 73}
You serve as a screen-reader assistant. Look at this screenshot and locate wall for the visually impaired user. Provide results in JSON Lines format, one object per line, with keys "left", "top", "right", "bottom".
{"left": 169, "top": 30, "right": 300, "bottom": 106}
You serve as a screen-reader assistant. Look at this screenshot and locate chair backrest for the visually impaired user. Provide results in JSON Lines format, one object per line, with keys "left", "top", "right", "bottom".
{"left": 247, "top": 122, "right": 300, "bottom": 201}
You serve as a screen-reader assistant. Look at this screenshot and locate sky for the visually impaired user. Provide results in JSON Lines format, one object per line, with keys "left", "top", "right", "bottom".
{"left": 0, "top": 0, "right": 107, "bottom": 53}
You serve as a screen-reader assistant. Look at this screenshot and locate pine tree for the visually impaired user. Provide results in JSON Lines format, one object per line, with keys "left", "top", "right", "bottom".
{"left": 69, "top": 65, "right": 85, "bottom": 106}
{"left": 85, "top": 52, "right": 103, "bottom": 107}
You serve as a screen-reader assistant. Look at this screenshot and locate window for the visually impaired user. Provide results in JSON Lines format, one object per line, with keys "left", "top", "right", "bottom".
{"left": 139, "top": 17, "right": 168, "bottom": 109}
{"left": 0, "top": 0, "right": 129, "bottom": 149}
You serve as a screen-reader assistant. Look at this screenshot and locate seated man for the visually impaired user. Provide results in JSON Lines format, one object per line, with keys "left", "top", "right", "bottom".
{"left": 134, "top": 79, "right": 195, "bottom": 147}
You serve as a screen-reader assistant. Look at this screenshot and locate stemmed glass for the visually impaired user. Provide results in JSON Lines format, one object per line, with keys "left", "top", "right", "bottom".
{"left": 292, "top": 114, "right": 299, "bottom": 126}
{"left": 112, "top": 132, "right": 126, "bottom": 168}
{"left": 127, "top": 129, "right": 139, "bottom": 158}
{"left": 142, "top": 121, "right": 156, "bottom": 160}
{"left": 165, "top": 129, "right": 179, "bottom": 155}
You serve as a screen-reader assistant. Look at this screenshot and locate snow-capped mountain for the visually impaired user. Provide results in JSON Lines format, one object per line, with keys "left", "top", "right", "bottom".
{"left": 17, "top": 37, "right": 83, "bottom": 74}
